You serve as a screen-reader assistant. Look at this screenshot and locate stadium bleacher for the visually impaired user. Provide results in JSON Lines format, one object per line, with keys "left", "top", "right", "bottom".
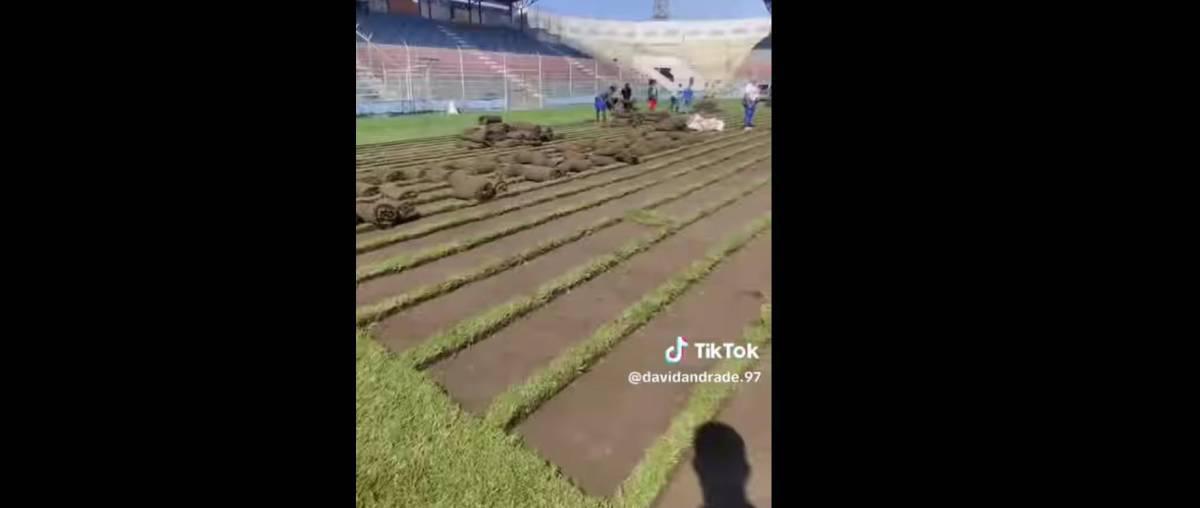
{"left": 357, "top": 14, "right": 586, "bottom": 57}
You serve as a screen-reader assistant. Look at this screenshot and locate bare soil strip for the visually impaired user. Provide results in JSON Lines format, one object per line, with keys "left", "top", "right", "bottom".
{"left": 512, "top": 232, "right": 772, "bottom": 497}
{"left": 650, "top": 353, "right": 772, "bottom": 508}
{"left": 364, "top": 179, "right": 769, "bottom": 352}
{"left": 354, "top": 159, "right": 771, "bottom": 315}
{"left": 427, "top": 185, "right": 771, "bottom": 416}
{"left": 355, "top": 150, "right": 771, "bottom": 283}
{"left": 378, "top": 182, "right": 771, "bottom": 370}
{"left": 356, "top": 112, "right": 767, "bottom": 169}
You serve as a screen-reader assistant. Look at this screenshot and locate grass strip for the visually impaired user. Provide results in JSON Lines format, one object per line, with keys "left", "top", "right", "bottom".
{"left": 356, "top": 215, "right": 617, "bottom": 325}
{"left": 613, "top": 304, "right": 772, "bottom": 508}
{"left": 624, "top": 209, "right": 676, "bottom": 228}
{"left": 394, "top": 177, "right": 772, "bottom": 370}
{"left": 356, "top": 134, "right": 769, "bottom": 254}
{"left": 355, "top": 150, "right": 770, "bottom": 283}
{"left": 483, "top": 213, "right": 772, "bottom": 430}
{"left": 354, "top": 163, "right": 771, "bottom": 324}
{"left": 356, "top": 114, "right": 770, "bottom": 175}
{"left": 355, "top": 328, "right": 604, "bottom": 508}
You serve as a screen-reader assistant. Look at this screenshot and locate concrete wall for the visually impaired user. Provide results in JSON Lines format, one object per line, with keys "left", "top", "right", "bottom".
{"left": 482, "top": 7, "right": 516, "bottom": 28}
{"left": 388, "top": 0, "right": 420, "bottom": 16}
{"left": 428, "top": 0, "right": 451, "bottom": 21}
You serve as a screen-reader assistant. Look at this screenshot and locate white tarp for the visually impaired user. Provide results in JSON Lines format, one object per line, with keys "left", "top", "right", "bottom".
{"left": 687, "top": 114, "right": 725, "bottom": 132}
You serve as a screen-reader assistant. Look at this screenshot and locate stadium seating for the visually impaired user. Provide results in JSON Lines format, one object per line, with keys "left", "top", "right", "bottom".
{"left": 357, "top": 14, "right": 586, "bottom": 57}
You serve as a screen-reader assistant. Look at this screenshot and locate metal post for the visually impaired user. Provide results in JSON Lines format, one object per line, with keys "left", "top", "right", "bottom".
{"left": 458, "top": 46, "right": 466, "bottom": 101}
{"left": 366, "top": 37, "right": 372, "bottom": 71}
{"left": 538, "top": 53, "right": 544, "bottom": 109}
{"left": 404, "top": 41, "right": 413, "bottom": 101}
{"left": 568, "top": 60, "right": 572, "bottom": 96}
{"left": 503, "top": 53, "right": 509, "bottom": 111}
{"left": 593, "top": 59, "right": 598, "bottom": 95}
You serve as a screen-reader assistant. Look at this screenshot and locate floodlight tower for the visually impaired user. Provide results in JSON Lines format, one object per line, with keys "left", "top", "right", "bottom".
{"left": 653, "top": 0, "right": 669, "bottom": 20}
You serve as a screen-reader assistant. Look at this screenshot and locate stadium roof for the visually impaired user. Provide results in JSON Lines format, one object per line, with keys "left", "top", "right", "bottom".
{"left": 754, "top": 33, "right": 771, "bottom": 49}
{"left": 529, "top": 0, "right": 768, "bottom": 21}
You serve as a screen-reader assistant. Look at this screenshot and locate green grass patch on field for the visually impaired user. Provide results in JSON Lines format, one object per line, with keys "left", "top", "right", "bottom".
{"left": 393, "top": 176, "right": 771, "bottom": 369}
{"left": 484, "top": 214, "right": 772, "bottom": 430}
{"left": 395, "top": 230, "right": 663, "bottom": 369}
{"left": 623, "top": 209, "right": 677, "bottom": 228}
{"left": 357, "top": 106, "right": 595, "bottom": 146}
{"left": 356, "top": 329, "right": 604, "bottom": 508}
{"left": 614, "top": 304, "right": 772, "bottom": 508}
{"left": 356, "top": 216, "right": 619, "bottom": 325}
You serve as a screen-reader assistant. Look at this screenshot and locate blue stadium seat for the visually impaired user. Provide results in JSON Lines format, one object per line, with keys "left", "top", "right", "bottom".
{"left": 357, "top": 14, "right": 587, "bottom": 58}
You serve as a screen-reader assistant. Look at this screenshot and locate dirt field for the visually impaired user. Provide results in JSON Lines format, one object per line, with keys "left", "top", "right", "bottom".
{"left": 356, "top": 107, "right": 773, "bottom": 508}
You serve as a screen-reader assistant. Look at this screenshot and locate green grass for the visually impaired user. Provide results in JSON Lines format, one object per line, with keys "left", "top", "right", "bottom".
{"left": 484, "top": 214, "right": 772, "bottom": 430}
{"left": 356, "top": 329, "right": 603, "bottom": 508}
{"left": 357, "top": 106, "right": 595, "bottom": 145}
{"left": 355, "top": 161, "right": 771, "bottom": 329}
{"left": 356, "top": 215, "right": 619, "bottom": 326}
{"left": 623, "top": 209, "right": 677, "bottom": 228}
{"left": 614, "top": 304, "right": 772, "bottom": 508}
{"left": 395, "top": 230, "right": 664, "bottom": 369}
{"left": 392, "top": 175, "right": 771, "bottom": 369}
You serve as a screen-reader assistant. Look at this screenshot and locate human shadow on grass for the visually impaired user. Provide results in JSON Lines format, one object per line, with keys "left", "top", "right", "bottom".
{"left": 692, "top": 421, "right": 754, "bottom": 508}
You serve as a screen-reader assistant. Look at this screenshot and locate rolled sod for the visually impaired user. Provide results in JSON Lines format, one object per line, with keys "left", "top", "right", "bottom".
{"left": 401, "top": 167, "right": 426, "bottom": 180}
{"left": 588, "top": 154, "right": 616, "bottom": 166}
{"left": 447, "top": 171, "right": 498, "bottom": 201}
{"left": 478, "top": 115, "right": 503, "bottom": 124}
{"left": 509, "top": 121, "right": 539, "bottom": 132}
{"left": 425, "top": 167, "right": 452, "bottom": 182}
{"left": 356, "top": 182, "right": 380, "bottom": 197}
{"left": 560, "top": 159, "right": 593, "bottom": 172}
{"left": 614, "top": 151, "right": 640, "bottom": 164}
{"left": 593, "top": 143, "right": 621, "bottom": 156}
{"left": 629, "top": 142, "right": 655, "bottom": 157}
{"left": 519, "top": 164, "right": 565, "bottom": 182}
{"left": 355, "top": 195, "right": 414, "bottom": 227}
{"left": 514, "top": 150, "right": 550, "bottom": 166}
{"left": 379, "top": 183, "right": 418, "bottom": 201}
{"left": 469, "top": 159, "right": 497, "bottom": 175}
{"left": 456, "top": 140, "right": 489, "bottom": 149}
{"left": 499, "top": 163, "right": 523, "bottom": 177}
{"left": 375, "top": 168, "right": 407, "bottom": 182}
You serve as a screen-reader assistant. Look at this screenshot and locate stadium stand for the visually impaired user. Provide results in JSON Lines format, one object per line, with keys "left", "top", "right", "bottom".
{"left": 357, "top": 13, "right": 586, "bottom": 57}
{"left": 355, "top": 4, "right": 769, "bottom": 116}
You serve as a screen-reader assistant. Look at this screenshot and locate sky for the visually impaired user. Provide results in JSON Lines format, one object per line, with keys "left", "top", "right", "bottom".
{"left": 529, "top": 0, "right": 769, "bottom": 21}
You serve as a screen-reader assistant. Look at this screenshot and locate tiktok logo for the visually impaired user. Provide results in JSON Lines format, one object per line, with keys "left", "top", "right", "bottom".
{"left": 664, "top": 336, "right": 688, "bottom": 364}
